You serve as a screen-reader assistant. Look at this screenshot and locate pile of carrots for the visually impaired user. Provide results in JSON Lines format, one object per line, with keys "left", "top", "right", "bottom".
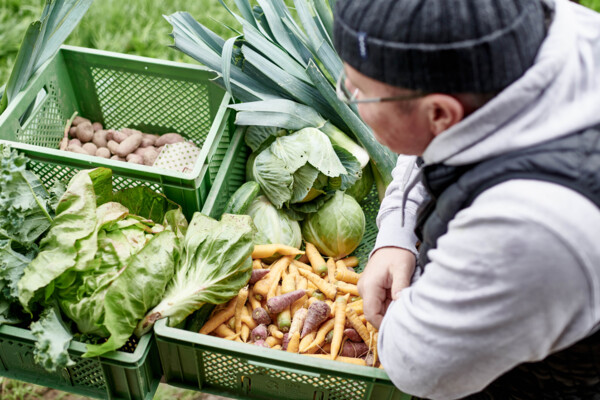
{"left": 198, "top": 243, "right": 380, "bottom": 367}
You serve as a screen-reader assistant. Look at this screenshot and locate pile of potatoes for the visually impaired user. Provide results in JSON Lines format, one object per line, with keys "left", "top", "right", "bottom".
{"left": 59, "top": 116, "right": 188, "bottom": 166}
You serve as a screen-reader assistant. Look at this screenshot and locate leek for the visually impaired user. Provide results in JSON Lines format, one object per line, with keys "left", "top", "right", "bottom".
{"left": 165, "top": 0, "right": 396, "bottom": 196}
{"left": 0, "top": 0, "right": 93, "bottom": 114}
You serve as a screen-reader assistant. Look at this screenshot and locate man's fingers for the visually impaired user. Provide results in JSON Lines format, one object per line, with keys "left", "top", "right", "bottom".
{"left": 391, "top": 264, "right": 412, "bottom": 300}
{"left": 369, "top": 314, "right": 383, "bottom": 330}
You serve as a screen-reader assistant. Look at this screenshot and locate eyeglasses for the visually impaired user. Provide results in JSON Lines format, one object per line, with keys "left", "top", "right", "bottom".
{"left": 336, "top": 71, "right": 428, "bottom": 104}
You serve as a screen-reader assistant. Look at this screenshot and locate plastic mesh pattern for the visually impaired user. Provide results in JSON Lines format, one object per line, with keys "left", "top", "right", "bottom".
{"left": 90, "top": 66, "right": 212, "bottom": 146}
{"left": 68, "top": 358, "right": 105, "bottom": 389}
{"left": 202, "top": 351, "right": 368, "bottom": 400}
{"left": 29, "top": 161, "right": 163, "bottom": 194}
{"left": 17, "top": 80, "right": 64, "bottom": 148}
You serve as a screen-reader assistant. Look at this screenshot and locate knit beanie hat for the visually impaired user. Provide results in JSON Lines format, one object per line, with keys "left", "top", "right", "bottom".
{"left": 334, "top": 0, "right": 547, "bottom": 93}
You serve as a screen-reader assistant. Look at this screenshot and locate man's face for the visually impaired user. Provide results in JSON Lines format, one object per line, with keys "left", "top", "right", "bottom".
{"left": 344, "top": 64, "right": 434, "bottom": 155}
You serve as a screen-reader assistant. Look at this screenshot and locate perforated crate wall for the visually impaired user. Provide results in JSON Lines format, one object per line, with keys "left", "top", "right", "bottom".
{"left": 0, "top": 46, "right": 233, "bottom": 219}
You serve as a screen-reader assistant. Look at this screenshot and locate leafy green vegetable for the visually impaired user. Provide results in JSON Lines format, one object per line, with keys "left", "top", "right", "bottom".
{"left": 302, "top": 191, "right": 365, "bottom": 259}
{"left": 18, "top": 167, "right": 184, "bottom": 358}
{"left": 0, "top": 145, "right": 58, "bottom": 324}
{"left": 247, "top": 195, "right": 302, "bottom": 251}
{"left": 113, "top": 186, "right": 181, "bottom": 224}
{"left": 135, "top": 213, "right": 255, "bottom": 336}
{"left": 250, "top": 127, "right": 361, "bottom": 209}
{"left": 31, "top": 305, "right": 75, "bottom": 371}
{"left": 345, "top": 163, "right": 375, "bottom": 204}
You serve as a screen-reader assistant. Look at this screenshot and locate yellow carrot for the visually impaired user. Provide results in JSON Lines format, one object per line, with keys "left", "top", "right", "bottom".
{"left": 346, "top": 308, "right": 371, "bottom": 347}
{"left": 298, "top": 268, "right": 337, "bottom": 299}
{"left": 252, "top": 259, "right": 263, "bottom": 269}
{"left": 339, "top": 256, "right": 359, "bottom": 268}
{"left": 252, "top": 244, "right": 304, "bottom": 259}
{"left": 241, "top": 324, "right": 250, "bottom": 342}
{"left": 299, "top": 331, "right": 317, "bottom": 353}
{"left": 268, "top": 324, "right": 284, "bottom": 339}
{"left": 335, "top": 281, "right": 360, "bottom": 296}
{"left": 248, "top": 288, "right": 262, "bottom": 310}
{"left": 241, "top": 306, "right": 257, "bottom": 329}
{"left": 305, "top": 242, "right": 328, "bottom": 276}
{"left": 214, "top": 324, "right": 236, "bottom": 338}
{"left": 330, "top": 294, "right": 349, "bottom": 359}
{"left": 291, "top": 259, "right": 313, "bottom": 272}
{"left": 291, "top": 276, "right": 308, "bottom": 316}
{"left": 199, "top": 297, "right": 237, "bottom": 334}
{"left": 265, "top": 336, "right": 281, "bottom": 348}
{"left": 235, "top": 286, "right": 249, "bottom": 334}
{"left": 346, "top": 299, "right": 363, "bottom": 314}
{"left": 335, "top": 261, "right": 360, "bottom": 284}
{"left": 254, "top": 256, "right": 291, "bottom": 300}
{"left": 272, "top": 344, "right": 282, "bottom": 351}
{"left": 305, "top": 318, "right": 335, "bottom": 353}
{"left": 287, "top": 331, "right": 301, "bottom": 353}
{"left": 281, "top": 268, "right": 296, "bottom": 294}
{"left": 327, "top": 258, "right": 336, "bottom": 283}
{"left": 306, "top": 354, "right": 367, "bottom": 366}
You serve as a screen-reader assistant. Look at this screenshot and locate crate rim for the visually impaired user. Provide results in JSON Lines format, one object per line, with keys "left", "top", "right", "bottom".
{"left": 154, "top": 318, "right": 395, "bottom": 385}
{"left": 0, "top": 323, "right": 153, "bottom": 367}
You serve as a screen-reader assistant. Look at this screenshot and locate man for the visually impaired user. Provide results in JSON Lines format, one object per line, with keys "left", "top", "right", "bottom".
{"left": 333, "top": 0, "right": 600, "bottom": 398}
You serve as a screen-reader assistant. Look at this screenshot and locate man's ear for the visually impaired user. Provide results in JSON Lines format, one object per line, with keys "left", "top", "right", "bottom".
{"left": 423, "top": 94, "right": 464, "bottom": 136}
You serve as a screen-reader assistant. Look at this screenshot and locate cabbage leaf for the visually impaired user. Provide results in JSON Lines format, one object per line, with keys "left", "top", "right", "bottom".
{"left": 135, "top": 213, "right": 255, "bottom": 336}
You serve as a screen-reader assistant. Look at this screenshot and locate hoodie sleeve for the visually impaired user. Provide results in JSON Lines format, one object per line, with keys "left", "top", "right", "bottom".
{"left": 372, "top": 155, "right": 428, "bottom": 256}
{"left": 378, "top": 180, "right": 600, "bottom": 399}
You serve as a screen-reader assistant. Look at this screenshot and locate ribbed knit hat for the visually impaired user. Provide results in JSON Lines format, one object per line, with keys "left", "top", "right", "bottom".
{"left": 334, "top": 0, "right": 547, "bottom": 93}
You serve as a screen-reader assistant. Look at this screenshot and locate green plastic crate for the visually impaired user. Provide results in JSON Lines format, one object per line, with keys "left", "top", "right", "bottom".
{"left": 0, "top": 45, "right": 233, "bottom": 221}
{"left": 154, "top": 127, "right": 410, "bottom": 400}
{"left": 0, "top": 324, "right": 161, "bottom": 399}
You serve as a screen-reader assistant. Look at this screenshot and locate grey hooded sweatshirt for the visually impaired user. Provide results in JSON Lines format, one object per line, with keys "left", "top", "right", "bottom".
{"left": 374, "top": 1, "right": 600, "bottom": 398}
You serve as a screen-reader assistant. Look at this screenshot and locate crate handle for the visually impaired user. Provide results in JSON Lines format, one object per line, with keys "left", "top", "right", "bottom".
{"left": 247, "top": 360, "right": 322, "bottom": 378}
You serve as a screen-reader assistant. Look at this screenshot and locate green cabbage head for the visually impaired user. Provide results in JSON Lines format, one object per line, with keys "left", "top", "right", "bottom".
{"left": 302, "top": 191, "right": 365, "bottom": 259}
{"left": 247, "top": 196, "right": 301, "bottom": 249}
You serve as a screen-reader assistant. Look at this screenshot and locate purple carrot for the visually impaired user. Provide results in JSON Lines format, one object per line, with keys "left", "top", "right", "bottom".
{"left": 266, "top": 289, "right": 306, "bottom": 314}
{"left": 344, "top": 328, "right": 362, "bottom": 342}
{"left": 301, "top": 301, "right": 331, "bottom": 338}
{"left": 281, "top": 332, "right": 290, "bottom": 351}
{"left": 251, "top": 324, "right": 268, "bottom": 342}
{"left": 340, "top": 341, "right": 369, "bottom": 358}
{"left": 252, "top": 307, "right": 271, "bottom": 325}
{"left": 249, "top": 269, "right": 270, "bottom": 284}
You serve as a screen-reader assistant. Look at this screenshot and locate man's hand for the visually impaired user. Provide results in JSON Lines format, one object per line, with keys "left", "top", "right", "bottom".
{"left": 358, "top": 247, "right": 416, "bottom": 329}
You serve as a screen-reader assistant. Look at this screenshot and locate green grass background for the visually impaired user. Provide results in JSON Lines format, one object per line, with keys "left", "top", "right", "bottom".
{"left": 0, "top": 0, "right": 599, "bottom": 398}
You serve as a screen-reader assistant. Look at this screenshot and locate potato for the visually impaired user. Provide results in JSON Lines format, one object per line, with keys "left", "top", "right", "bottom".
{"left": 107, "top": 140, "right": 120, "bottom": 155}
{"left": 140, "top": 133, "right": 159, "bottom": 148}
{"left": 66, "top": 144, "right": 88, "bottom": 155}
{"left": 69, "top": 126, "right": 77, "bottom": 138}
{"left": 71, "top": 116, "right": 90, "bottom": 126}
{"left": 92, "top": 122, "right": 103, "bottom": 132}
{"left": 142, "top": 148, "right": 159, "bottom": 166}
{"left": 155, "top": 133, "right": 184, "bottom": 147}
{"left": 113, "top": 133, "right": 143, "bottom": 157}
{"left": 96, "top": 147, "right": 111, "bottom": 158}
{"left": 68, "top": 138, "right": 82, "bottom": 147}
{"left": 110, "top": 155, "right": 126, "bottom": 161}
{"left": 126, "top": 153, "right": 144, "bottom": 164}
{"left": 92, "top": 130, "right": 109, "bottom": 148}
{"left": 76, "top": 121, "right": 94, "bottom": 143}
{"left": 108, "top": 130, "right": 130, "bottom": 143}
{"left": 82, "top": 142, "right": 98, "bottom": 156}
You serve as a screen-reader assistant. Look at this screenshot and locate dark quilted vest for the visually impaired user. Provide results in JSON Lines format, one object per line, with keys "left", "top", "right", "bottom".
{"left": 414, "top": 126, "right": 600, "bottom": 399}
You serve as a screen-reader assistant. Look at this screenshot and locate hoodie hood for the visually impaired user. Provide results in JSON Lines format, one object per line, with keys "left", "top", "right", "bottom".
{"left": 422, "top": 0, "right": 600, "bottom": 166}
